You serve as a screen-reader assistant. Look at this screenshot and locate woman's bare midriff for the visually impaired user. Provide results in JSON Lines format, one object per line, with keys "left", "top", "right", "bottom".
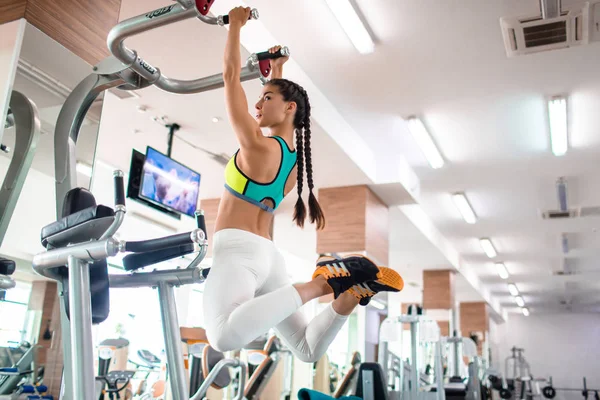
{"left": 214, "top": 191, "right": 274, "bottom": 240}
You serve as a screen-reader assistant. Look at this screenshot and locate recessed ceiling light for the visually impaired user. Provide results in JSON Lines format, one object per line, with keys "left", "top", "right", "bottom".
{"left": 323, "top": 0, "right": 375, "bottom": 54}
{"left": 495, "top": 262, "right": 509, "bottom": 280}
{"left": 522, "top": 307, "right": 530, "bottom": 316}
{"left": 369, "top": 299, "right": 386, "bottom": 310}
{"left": 479, "top": 238, "right": 497, "bottom": 258}
{"left": 407, "top": 117, "right": 444, "bottom": 169}
{"left": 548, "top": 96, "right": 568, "bottom": 156}
{"left": 515, "top": 296, "right": 525, "bottom": 307}
{"left": 212, "top": 117, "right": 221, "bottom": 123}
{"left": 508, "top": 283, "right": 519, "bottom": 296}
{"left": 452, "top": 192, "right": 477, "bottom": 224}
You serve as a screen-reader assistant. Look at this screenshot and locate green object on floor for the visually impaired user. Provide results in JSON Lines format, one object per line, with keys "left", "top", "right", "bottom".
{"left": 297, "top": 388, "right": 362, "bottom": 400}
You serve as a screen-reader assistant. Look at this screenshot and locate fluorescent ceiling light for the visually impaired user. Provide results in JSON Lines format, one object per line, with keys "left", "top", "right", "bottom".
{"left": 76, "top": 161, "right": 93, "bottom": 177}
{"left": 407, "top": 117, "right": 444, "bottom": 169}
{"left": 324, "top": 0, "right": 375, "bottom": 54}
{"left": 515, "top": 296, "right": 525, "bottom": 307}
{"left": 452, "top": 192, "right": 477, "bottom": 224}
{"left": 479, "top": 238, "right": 497, "bottom": 258}
{"left": 548, "top": 97, "right": 568, "bottom": 156}
{"left": 370, "top": 299, "right": 386, "bottom": 310}
{"left": 495, "top": 262, "right": 509, "bottom": 280}
{"left": 522, "top": 307, "right": 530, "bottom": 316}
{"left": 508, "top": 283, "right": 519, "bottom": 296}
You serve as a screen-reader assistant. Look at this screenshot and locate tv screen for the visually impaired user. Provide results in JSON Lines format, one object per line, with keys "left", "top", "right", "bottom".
{"left": 139, "top": 147, "right": 201, "bottom": 217}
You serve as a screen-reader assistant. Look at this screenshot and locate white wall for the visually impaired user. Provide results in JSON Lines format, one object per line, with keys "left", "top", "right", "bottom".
{"left": 491, "top": 313, "right": 600, "bottom": 400}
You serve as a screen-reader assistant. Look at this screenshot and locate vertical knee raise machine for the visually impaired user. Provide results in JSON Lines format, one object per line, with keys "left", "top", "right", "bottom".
{"left": 33, "top": 1, "right": 290, "bottom": 399}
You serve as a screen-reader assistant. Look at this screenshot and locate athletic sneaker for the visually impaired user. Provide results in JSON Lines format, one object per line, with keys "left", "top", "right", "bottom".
{"left": 312, "top": 255, "right": 382, "bottom": 299}
{"left": 347, "top": 267, "right": 404, "bottom": 306}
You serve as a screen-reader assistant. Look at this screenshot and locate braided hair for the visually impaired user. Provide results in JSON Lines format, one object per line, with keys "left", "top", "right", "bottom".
{"left": 267, "top": 78, "right": 325, "bottom": 230}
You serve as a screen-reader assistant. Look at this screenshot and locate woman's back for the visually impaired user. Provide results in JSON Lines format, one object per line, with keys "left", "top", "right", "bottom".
{"left": 215, "top": 135, "right": 297, "bottom": 240}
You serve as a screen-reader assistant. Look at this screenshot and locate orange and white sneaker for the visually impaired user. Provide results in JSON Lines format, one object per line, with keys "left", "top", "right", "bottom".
{"left": 312, "top": 255, "right": 382, "bottom": 299}
{"left": 347, "top": 267, "right": 405, "bottom": 306}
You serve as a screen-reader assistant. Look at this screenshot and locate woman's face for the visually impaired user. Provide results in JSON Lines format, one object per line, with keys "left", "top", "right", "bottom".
{"left": 254, "top": 85, "right": 293, "bottom": 128}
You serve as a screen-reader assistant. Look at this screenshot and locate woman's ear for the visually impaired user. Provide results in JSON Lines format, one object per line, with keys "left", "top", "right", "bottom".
{"left": 286, "top": 101, "right": 297, "bottom": 114}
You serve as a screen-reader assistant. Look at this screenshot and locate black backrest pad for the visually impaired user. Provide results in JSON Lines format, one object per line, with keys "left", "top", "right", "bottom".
{"left": 60, "top": 188, "right": 110, "bottom": 324}
{"left": 355, "top": 362, "right": 389, "bottom": 400}
{"left": 0, "top": 258, "right": 16, "bottom": 275}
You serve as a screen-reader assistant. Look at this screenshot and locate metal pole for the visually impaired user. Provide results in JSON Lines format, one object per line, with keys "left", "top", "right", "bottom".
{"left": 166, "top": 123, "right": 180, "bottom": 158}
{"left": 379, "top": 341, "right": 389, "bottom": 382}
{"left": 435, "top": 342, "right": 446, "bottom": 400}
{"left": 58, "top": 286, "right": 73, "bottom": 400}
{"left": 191, "top": 359, "right": 247, "bottom": 400}
{"left": 410, "top": 321, "right": 419, "bottom": 400}
{"left": 157, "top": 281, "right": 188, "bottom": 399}
{"left": 67, "top": 256, "right": 96, "bottom": 400}
{"left": 540, "top": 0, "right": 561, "bottom": 19}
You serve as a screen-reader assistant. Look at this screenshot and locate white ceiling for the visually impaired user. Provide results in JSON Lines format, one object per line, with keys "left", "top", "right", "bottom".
{"left": 232, "top": 0, "right": 600, "bottom": 315}
{"left": 4, "top": 0, "right": 600, "bottom": 318}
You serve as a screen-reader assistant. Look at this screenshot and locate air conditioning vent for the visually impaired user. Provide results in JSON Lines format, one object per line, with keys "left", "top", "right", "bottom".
{"left": 523, "top": 20, "right": 567, "bottom": 48}
{"left": 541, "top": 209, "right": 578, "bottom": 219}
{"left": 500, "top": 1, "right": 600, "bottom": 57}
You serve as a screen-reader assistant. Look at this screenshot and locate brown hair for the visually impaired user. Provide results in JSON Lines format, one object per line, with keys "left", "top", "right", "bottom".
{"left": 267, "top": 78, "right": 325, "bottom": 230}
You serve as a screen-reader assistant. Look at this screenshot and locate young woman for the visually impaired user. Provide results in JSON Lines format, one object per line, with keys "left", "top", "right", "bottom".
{"left": 202, "top": 6, "right": 403, "bottom": 362}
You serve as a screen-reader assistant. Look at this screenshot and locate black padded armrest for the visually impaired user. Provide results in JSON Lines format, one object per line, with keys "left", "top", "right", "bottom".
{"left": 0, "top": 258, "right": 16, "bottom": 275}
{"left": 41, "top": 205, "right": 115, "bottom": 247}
{"left": 121, "top": 244, "right": 196, "bottom": 271}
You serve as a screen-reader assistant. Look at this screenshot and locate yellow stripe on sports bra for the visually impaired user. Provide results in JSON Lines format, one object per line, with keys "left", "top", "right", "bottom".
{"left": 224, "top": 155, "right": 248, "bottom": 194}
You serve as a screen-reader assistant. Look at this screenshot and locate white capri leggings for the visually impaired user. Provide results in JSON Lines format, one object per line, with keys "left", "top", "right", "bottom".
{"left": 202, "top": 228, "right": 348, "bottom": 363}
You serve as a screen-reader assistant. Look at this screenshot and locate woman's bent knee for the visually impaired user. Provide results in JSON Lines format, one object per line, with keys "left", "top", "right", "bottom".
{"left": 206, "top": 325, "right": 243, "bottom": 353}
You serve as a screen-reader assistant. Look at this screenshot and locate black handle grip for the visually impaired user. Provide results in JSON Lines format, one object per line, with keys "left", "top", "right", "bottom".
{"left": 122, "top": 244, "right": 195, "bottom": 271}
{"left": 221, "top": 8, "right": 258, "bottom": 25}
{"left": 125, "top": 232, "right": 194, "bottom": 253}
{"left": 195, "top": 210, "right": 207, "bottom": 239}
{"left": 256, "top": 46, "right": 290, "bottom": 61}
{"left": 114, "top": 170, "right": 125, "bottom": 207}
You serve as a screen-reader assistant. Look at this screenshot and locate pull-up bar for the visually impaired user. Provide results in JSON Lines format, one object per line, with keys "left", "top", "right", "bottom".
{"left": 106, "top": 1, "right": 283, "bottom": 94}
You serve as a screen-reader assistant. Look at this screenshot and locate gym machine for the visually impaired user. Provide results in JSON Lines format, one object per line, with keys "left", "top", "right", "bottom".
{"left": 32, "top": 168, "right": 244, "bottom": 400}
{"left": 43, "top": 1, "right": 290, "bottom": 399}
{"left": 375, "top": 314, "right": 446, "bottom": 400}
{"left": 332, "top": 352, "right": 362, "bottom": 398}
{"left": 440, "top": 336, "right": 482, "bottom": 400}
{"left": 542, "top": 377, "right": 600, "bottom": 400}
{"left": 505, "top": 347, "right": 530, "bottom": 380}
{"left": 54, "top": 0, "right": 289, "bottom": 215}
{"left": 0, "top": 90, "right": 43, "bottom": 398}
{"left": 0, "top": 90, "right": 41, "bottom": 293}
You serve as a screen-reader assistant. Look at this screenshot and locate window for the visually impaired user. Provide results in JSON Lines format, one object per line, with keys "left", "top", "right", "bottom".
{"left": 0, "top": 281, "right": 32, "bottom": 347}
{"left": 186, "top": 287, "right": 205, "bottom": 328}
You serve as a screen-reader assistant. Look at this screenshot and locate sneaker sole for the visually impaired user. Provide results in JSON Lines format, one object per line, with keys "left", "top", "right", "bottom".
{"left": 313, "top": 254, "right": 383, "bottom": 280}
{"left": 377, "top": 267, "right": 404, "bottom": 292}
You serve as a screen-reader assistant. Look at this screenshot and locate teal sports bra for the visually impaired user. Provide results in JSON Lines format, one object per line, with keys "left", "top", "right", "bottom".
{"left": 224, "top": 136, "right": 297, "bottom": 213}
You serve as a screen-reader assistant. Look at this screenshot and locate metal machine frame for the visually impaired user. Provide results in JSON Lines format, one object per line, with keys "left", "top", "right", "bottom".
{"left": 378, "top": 315, "right": 446, "bottom": 400}
{"left": 0, "top": 90, "right": 41, "bottom": 291}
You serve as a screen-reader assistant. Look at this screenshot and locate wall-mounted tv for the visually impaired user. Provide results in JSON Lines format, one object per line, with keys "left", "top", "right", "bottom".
{"left": 137, "top": 146, "right": 201, "bottom": 218}
{"left": 127, "top": 147, "right": 200, "bottom": 219}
